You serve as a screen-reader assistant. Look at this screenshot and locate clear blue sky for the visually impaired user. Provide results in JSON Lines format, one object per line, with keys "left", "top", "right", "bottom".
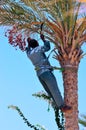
{"left": 0, "top": 26, "right": 86, "bottom": 130}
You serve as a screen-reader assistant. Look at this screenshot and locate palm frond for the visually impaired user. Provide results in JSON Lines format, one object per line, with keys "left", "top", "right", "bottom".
{"left": 77, "top": 19, "right": 86, "bottom": 35}
{"left": 79, "top": 114, "right": 86, "bottom": 127}
{"left": 32, "top": 91, "right": 65, "bottom": 130}
{"left": 32, "top": 91, "right": 54, "bottom": 108}
{"left": 0, "top": 0, "right": 42, "bottom": 30}
{"left": 8, "top": 105, "right": 40, "bottom": 130}
{"left": 0, "top": 0, "right": 86, "bottom": 53}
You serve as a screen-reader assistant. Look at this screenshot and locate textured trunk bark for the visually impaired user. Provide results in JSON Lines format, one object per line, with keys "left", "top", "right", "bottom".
{"left": 62, "top": 66, "right": 79, "bottom": 130}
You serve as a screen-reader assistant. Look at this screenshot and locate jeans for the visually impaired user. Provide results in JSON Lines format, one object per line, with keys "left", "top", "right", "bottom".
{"left": 38, "top": 71, "right": 64, "bottom": 108}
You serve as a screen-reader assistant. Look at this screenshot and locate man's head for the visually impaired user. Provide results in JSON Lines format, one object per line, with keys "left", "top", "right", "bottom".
{"left": 27, "top": 37, "right": 39, "bottom": 48}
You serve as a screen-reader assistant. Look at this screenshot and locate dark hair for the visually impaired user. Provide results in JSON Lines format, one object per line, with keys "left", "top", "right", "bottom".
{"left": 27, "top": 38, "right": 39, "bottom": 48}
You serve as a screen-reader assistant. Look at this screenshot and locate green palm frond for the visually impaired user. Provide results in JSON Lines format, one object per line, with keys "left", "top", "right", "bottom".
{"left": 32, "top": 91, "right": 54, "bottom": 107}
{"left": 79, "top": 114, "right": 86, "bottom": 127}
{"left": 32, "top": 91, "right": 65, "bottom": 130}
{"left": 8, "top": 105, "right": 46, "bottom": 130}
{"left": 0, "top": 0, "right": 42, "bottom": 33}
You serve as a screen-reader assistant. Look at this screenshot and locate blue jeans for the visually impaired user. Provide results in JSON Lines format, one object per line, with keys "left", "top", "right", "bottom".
{"left": 38, "top": 71, "right": 64, "bottom": 108}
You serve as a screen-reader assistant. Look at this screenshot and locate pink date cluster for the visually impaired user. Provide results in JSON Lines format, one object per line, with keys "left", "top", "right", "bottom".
{"left": 5, "top": 25, "right": 26, "bottom": 51}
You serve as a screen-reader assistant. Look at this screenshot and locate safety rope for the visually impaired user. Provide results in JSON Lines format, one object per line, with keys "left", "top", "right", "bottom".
{"left": 62, "top": 64, "right": 78, "bottom": 72}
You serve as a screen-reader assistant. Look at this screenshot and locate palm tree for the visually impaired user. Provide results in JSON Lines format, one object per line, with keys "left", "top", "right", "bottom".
{"left": 0, "top": 0, "right": 86, "bottom": 130}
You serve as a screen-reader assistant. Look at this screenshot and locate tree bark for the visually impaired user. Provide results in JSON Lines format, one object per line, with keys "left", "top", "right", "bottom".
{"left": 62, "top": 66, "right": 79, "bottom": 130}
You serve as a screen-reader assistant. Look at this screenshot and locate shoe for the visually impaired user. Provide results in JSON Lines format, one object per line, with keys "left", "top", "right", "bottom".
{"left": 60, "top": 105, "right": 72, "bottom": 113}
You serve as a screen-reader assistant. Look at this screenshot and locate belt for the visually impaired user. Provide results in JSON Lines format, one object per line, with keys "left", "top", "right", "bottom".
{"left": 35, "top": 66, "right": 52, "bottom": 71}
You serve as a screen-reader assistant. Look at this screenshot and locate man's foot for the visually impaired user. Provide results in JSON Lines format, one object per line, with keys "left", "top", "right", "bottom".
{"left": 60, "top": 105, "right": 72, "bottom": 113}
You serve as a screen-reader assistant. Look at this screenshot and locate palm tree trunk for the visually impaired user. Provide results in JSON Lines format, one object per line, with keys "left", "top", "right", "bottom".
{"left": 62, "top": 65, "right": 79, "bottom": 130}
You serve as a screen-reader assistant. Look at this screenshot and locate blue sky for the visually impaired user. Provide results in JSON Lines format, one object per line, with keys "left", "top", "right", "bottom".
{"left": 0, "top": 26, "right": 86, "bottom": 130}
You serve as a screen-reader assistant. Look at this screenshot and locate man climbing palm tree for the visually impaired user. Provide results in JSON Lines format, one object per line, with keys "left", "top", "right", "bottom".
{"left": 26, "top": 34, "right": 71, "bottom": 113}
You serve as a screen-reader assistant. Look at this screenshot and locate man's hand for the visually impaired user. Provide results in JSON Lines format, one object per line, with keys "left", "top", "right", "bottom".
{"left": 40, "top": 34, "right": 45, "bottom": 41}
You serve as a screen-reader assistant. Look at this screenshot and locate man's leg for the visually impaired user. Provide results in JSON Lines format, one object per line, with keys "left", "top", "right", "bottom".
{"left": 38, "top": 71, "right": 64, "bottom": 108}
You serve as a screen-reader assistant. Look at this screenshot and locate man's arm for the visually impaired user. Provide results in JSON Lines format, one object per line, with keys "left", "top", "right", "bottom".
{"left": 25, "top": 37, "right": 31, "bottom": 54}
{"left": 40, "top": 34, "right": 50, "bottom": 52}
